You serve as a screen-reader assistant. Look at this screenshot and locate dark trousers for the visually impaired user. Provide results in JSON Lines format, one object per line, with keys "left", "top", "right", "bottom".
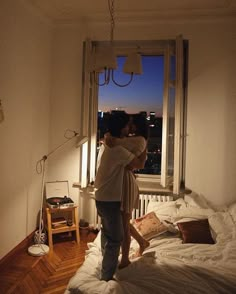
{"left": 95, "top": 201, "right": 123, "bottom": 281}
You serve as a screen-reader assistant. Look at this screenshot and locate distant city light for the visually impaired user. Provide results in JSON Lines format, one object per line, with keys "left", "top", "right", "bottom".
{"left": 98, "top": 110, "right": 104, "bottom": 118}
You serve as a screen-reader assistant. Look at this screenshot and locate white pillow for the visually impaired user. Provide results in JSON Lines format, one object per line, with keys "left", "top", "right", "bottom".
{"left": 228, "top": 202, "right": 236, "bottom": 224}
{"left": 177, "top": 207, "right": 214, "bottom": 218}
{"left": 175, "top": 197, "right": 187, "bottom": 207}
{"left": 146, "top": 200, "right": 178, "bottom": 221}
{"left": 172, "top": 207, "right": 215, "bottom": 227}
{"left": 184, "top": 192, "right": 211, "bottom": 209}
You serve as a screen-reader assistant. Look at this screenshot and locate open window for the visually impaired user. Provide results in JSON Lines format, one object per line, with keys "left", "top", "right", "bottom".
{"left": 79, "top": 37, "right": 187, "bottom": 195}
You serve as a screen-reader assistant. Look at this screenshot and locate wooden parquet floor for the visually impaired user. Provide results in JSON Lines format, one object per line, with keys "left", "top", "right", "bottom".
{"left": 0, "top": 231, "right": 97, "bottom": 294}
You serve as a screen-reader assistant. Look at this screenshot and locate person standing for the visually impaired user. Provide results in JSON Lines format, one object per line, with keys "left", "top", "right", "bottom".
{"left": 105, "top": 113, "right": 150, "bottom": 269}
{"left": 94, "top": 112, "right": 146, "bottom": 281}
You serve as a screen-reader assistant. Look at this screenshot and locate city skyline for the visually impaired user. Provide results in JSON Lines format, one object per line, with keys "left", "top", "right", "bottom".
{"left": 98, "top": 55, "right": 164, "bottom": 117}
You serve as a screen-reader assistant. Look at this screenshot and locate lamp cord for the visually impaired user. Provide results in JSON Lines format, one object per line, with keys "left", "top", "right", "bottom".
{"left": 108, "top": 0, "right": 115, "bottom": 43}
{"left": 94, "top": 0, "right": 135, "bottom": 88}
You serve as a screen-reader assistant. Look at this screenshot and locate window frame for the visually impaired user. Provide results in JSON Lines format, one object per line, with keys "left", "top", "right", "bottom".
{"left": 79, "top": 38, "right": 186, "bottom": 194}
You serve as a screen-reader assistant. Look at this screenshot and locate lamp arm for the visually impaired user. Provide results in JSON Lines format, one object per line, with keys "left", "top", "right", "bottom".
{"left": 36, "top": 132, "right": 78, "bottom": 174}
{"left": 44, "top": 133, "right": 78, "bottom": 160}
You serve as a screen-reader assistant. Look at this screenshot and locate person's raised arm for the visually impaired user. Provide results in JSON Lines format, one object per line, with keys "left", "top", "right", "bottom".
{"left": 126, "top": 148, "right": 147, "bottom": 170}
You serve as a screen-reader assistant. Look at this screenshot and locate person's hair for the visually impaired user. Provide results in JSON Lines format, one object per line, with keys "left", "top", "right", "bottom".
{"left": 132, "top": 113, "right": 149, "bottom": 140}
{"left": 107, "top": 111, "right": 130, "bottom": 138}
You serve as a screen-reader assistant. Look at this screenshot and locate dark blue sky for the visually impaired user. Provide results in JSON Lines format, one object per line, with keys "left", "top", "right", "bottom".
{"left": 98, "top": 56, "right": 164, "bottom": 116}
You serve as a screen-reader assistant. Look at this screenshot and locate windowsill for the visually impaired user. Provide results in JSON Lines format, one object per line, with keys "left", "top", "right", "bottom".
{"left": 73, "top": 179, "right": 173, "bottom": 195}
{"left": 136, "top": 176, "right": 172, "bottom": 194}
{"left": 137, "top": 182, "right": 172, "bottom": 194}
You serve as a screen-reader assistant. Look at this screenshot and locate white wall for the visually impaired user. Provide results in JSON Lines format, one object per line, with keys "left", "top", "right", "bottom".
{"left": 185, "top": 25, "right": 236, "bottom": 207}
{"left": 0, "top": 0, "right": 52, "bottom": 259}
{"left": 46, "top": 25, "right": 96, "bottom": 224}
{"left": 46, "top": 25, "right": 84, "bottom": 205}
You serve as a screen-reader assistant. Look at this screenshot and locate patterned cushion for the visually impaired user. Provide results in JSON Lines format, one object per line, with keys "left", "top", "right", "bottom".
{"left": 133, "top": 211, "right": 168, "bottom": 240}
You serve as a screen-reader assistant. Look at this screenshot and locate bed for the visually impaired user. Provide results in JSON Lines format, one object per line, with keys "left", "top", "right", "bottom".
{"left": 65, "top": 193, "right": 236, "bottom": 294}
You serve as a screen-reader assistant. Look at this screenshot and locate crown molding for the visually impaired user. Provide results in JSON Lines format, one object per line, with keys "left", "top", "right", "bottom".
{"left": 23, "top": 0, "right": 236, "bottom": 26}
{"left": 51, "top": 7, "right": 236, "bottom": 26}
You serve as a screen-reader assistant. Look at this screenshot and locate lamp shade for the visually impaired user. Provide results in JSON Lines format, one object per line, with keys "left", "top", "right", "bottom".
{"left": 123, "top": 52, "right": 143, "bottom": 75}
{"left": 92, "top": 47, "right": 117, "bottom": 73}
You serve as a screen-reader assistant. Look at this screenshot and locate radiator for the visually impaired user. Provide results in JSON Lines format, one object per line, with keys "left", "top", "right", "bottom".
{"left": 94, "top": 193, "right": 173, "bottom": 230}
{"left": 132, "top": 194, "right": 173, "bottom": 220}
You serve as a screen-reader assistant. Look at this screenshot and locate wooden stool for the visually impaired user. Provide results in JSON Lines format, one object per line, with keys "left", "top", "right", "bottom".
{"left": 46, "top": 206, "right": 80, "bottom": 249}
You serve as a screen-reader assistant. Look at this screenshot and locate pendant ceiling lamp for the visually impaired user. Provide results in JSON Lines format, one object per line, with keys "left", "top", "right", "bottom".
{"left": 92, "top": 0, "right": 142, "bottom": 87}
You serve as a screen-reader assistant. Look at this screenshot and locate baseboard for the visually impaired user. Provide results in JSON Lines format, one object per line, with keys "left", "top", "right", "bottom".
{"left": 0, "top": 230, "right": 35, "bottom": 268}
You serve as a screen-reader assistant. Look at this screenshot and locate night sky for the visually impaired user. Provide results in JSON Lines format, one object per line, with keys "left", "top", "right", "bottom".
{"left": 98, "top": 56, "right": 164, "bottom": 117}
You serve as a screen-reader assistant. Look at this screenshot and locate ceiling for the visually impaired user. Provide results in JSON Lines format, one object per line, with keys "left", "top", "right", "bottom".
{"left": 26, "top": 0, "right": 236, "bottom": 24}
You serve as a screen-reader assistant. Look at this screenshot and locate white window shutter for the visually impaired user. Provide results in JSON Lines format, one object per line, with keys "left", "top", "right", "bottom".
{"left": 80, "top": 39, "right": 92, "bottom": 188}
{"left": 161, "top": 44, "right": 171, "bottom": 187}
{"left": 173, "top": 35, "right": 184, "bottom": 194}
{"left": 89, "top": 81, "right": 98, "bottom": 184}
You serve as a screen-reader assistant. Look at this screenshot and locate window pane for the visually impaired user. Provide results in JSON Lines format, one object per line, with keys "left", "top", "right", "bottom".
{"left": 170, "top": 55, "right": 176, "bottom": 82}
{"left": 98, "top": 55, "right": 164, "bottom": 175}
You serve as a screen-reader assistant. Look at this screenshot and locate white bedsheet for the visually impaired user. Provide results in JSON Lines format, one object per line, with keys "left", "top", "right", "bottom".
{"left": 65, "top": 211, "right": 236, "bottom": 294}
